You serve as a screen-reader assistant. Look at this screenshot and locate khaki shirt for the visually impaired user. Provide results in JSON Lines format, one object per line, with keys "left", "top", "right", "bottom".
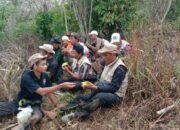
{"left": 89, "top": 37, "right": 103, "bottom": 52}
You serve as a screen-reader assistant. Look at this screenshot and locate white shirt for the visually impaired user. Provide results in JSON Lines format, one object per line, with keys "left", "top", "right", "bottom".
{"left": 121, "top": 40, "right": 129, "bottom": 49}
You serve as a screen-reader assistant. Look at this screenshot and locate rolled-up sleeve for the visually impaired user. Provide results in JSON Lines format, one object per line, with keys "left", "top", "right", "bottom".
{"left": 21, "top": 77, "right": 41, "bottom": 94}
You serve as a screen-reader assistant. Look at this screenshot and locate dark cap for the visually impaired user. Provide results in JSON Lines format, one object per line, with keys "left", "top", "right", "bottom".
{"left": 73, "top": 43, "right": 84, "bottom": 55}
{"left": 50, "top": 37, "right": 61, "bottom": 44}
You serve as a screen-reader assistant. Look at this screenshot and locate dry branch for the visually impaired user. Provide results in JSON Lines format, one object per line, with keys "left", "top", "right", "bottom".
{"left": 156, "top": 99, "right": 180, "bottom": 115}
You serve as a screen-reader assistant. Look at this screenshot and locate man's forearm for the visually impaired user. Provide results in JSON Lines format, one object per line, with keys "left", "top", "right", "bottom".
{"left": 36, "top": 84, "right": 63, "bottom": 96}
{"left": 66, "top": 70, "right": 81, "bottom": 80}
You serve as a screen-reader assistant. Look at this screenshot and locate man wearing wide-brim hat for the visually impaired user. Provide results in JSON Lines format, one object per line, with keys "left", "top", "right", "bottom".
{"left": 61, "top": 40, "right": 128, "bottom": 122}
{"left": 87, "top": 30, "right": 103, "bottom": 59}
{"left": 0, "top": 53, "right": 74, "bottom": 129}
{"left": 39, "top": 44, "right": 60, "bottom": 83}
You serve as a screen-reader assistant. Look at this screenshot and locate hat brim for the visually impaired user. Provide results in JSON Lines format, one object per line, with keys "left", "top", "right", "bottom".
{"left": 98, "top": 49, "right": 118, "bottom": 54}
{"left": 39, "top": 55, "right": 48, "bottom": 59}
{"left": 39, "top": 46, "right": 55, "bottom": 54}
{"left": 88, "top": 33, "right": 97, "bottom": 35}
{"left": 62, "top": 38, "right": 70, "bottom": 42}
{"left": 110, "top": 40, "right": 120, "bottom": 44}
{"left": 28, "top": 55, "right": 48, "bottom": 68}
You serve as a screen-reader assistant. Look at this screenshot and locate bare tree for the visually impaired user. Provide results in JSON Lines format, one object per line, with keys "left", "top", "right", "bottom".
{"left": 70, "top": 0, "right": 92, "bottom": 42}
{"left": 61, "top": 0, "right": 69, "bottom": 33}
{"left": 151, "top": 0, "right": 173, "bottom": 24}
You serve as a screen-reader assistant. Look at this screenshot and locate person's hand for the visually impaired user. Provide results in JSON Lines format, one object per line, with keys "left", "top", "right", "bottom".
{"left": 87, "top": 44, "right": 92, "bottom": 49}
{"left": 63, "top": 66, "right": 70, "bottom": 72}
{"left": 62, "top": 62, "right": 69, "bottom": 70}
{"left": 61, "top": 82, "right": 76, "bottom": 89}
{"left": 81, "top": 81, "right": 97, "bottom": 90}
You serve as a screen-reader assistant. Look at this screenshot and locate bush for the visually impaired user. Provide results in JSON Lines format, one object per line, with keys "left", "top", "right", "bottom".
{"left": 36, "top": 11, "right": 53, "bottom": 40}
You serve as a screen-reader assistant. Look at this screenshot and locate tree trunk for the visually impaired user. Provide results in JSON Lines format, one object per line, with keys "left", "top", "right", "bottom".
{"left": 88, "top": 0, "right": 93, "bottom": 32}
{"left": 71, "top": 0, "right": 89, "bottom": 42}
{"left": 62, "top": 1, "right": 69, "bottom": 33}
{"left": 160, "top": 0, "right": 172, "bottom": 23}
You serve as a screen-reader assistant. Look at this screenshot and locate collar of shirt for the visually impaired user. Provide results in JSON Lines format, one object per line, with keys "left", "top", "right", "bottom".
{"left": 30, "top": 70, "right": 43, "bottom": 82}
{"left": 106, "top": 57, "right": 119, "bottom": 67}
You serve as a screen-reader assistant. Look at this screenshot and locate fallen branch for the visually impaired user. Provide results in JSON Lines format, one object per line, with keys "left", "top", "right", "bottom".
{"left": 156, "top": 99, "right": 180, "bottom": 115}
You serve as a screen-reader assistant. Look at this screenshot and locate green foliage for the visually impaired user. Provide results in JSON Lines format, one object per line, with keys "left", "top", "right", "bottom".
{"left": 36, "top": 11, "right": 53, "bottom": 40}
{"left": 166, "top": 0, "right": 180, "bottom": 29}
{"left": 92, "top": 0, "right": 135, "bottom": 39}
{"left": 129, "top": 0, "right": 151, "bottom": 30}
{"left": 174, "top": 64, "right": 180, "bottom": 78}
{"left": 50, "top": 10, "right": 65, "bottom": 36}
{"left": 35, "top": 4, "right": 79, "bottom": 40}
{"left": 0, "top": 3, "right": 36, "bottom": 42}
{"left": 64, "top": 4, "right": 79, "bottom": 32}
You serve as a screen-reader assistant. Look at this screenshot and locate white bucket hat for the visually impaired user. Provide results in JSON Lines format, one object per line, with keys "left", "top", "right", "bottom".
{"left": 39, "top": 44, "right": 55, "bottom": 54}
{"left": 28, "top": 53, "right": 47, "bottom": 68}
{"left": 98, "top": 40, "right": 118, "bottom": 54}
{"left": 89, "top": 30, "right": 98, "bottom": 36}
{"left": 62, "top": 35, "right": 70, "bottom": 41}
{"left": 110, "top": 33, "right": 121, "bottom": 44}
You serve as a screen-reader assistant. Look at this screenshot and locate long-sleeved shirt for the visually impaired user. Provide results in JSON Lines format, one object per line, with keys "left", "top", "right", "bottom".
{"left": 82, "top": 65, "right": 128, "bottom": 100}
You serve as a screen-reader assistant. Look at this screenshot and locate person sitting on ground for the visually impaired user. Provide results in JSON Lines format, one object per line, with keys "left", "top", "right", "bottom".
{"left": 110, "top": 33, "right": 131, "bottom": 57}
{"left": 39, "top": 44, "right": 60, "bottom": 83}
{"left": 50, "top": 37, "right": 64, "bottom": 66}
{"left": 0, "top": 53, "right": 74, "bottom": 130}
{"left": 61, "top": 35, "right": 73, "bottom": 63}
{"left": 62, "top": 35, "right": 73, "bottom": 55}
{"left": 87, "top": 30, "right": 103, "bottom": 61}
{"left": 67, "top": 32, "right": 90, "bottom": 57}
{"left": 59, "top": 43, "right": 96, "bottom": 92}
{"left": 60, "top": 41, "right": 128, "bottom": 122}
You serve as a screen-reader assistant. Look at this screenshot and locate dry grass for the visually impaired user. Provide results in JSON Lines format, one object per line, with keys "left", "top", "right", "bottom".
{"left": 0, "top": 33, "right": 44, "bottom": 101}
{"left": 0, "top": 27, "right": 179, "bottom": 130}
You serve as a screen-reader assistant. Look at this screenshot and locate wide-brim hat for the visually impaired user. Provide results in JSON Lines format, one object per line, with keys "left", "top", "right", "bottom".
{"left": 39, "top": 44, "right": 55, "bottom": 54}
{"left": 28, "top": 53, "right": 47, "bottom": 68}
{"left": 98, "top": 39, "right": 118, "bottom": 54}
{"left": 89, "top": 30, "right": 98, "bottom": 36}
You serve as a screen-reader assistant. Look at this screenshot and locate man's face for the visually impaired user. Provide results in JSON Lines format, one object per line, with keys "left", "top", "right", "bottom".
{"left": 71, "top": 49, "right": 81, "bottom": 59}
{"left": 69, "top": 36, "right": 77, "bottom": 45}
{"left": 36, "top": 60, "right": 47, "bottom": 73}
{"left": 89, "top": 34, "right": 97, "bottom": 41}
{"left": 62, "top": 40, "right": 68, "bottom": 46}
{"left": 52, "top": 43, "right": 59, "bottom": 49}
{"left": 40, "top": 49, "right": 48, "bottom": 56}
{"left": 101, "top": 52, "right": 113, "bottom": 65}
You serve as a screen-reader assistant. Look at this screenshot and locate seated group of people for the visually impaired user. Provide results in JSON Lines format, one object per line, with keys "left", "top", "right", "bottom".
{"left": 0, "top": 30, "right": 130, "bottom": 130}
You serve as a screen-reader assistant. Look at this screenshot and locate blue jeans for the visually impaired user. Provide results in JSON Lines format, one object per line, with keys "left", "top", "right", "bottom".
{"left": 0, "top": 100, "right": 18, "bottom": 117}
{"left": 68, "top": 92, "right": 122, "bottom": 112}
{"left": 91, "top": 92, "right": 122, "bottom": 107}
